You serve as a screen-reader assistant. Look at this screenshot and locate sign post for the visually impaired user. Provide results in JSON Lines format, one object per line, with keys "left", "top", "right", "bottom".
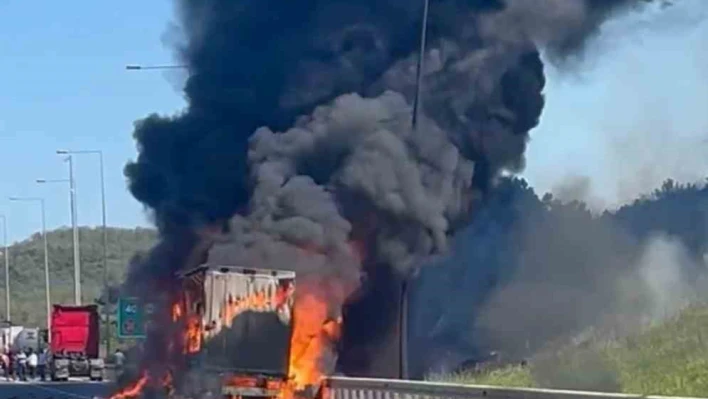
{"left": 117, "top": 297, "right": 147, "bottom": 339}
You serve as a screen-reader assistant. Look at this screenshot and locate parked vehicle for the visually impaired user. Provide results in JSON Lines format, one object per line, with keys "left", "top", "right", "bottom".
{"left": 1, "top": 324, "right": 24, "bottom": 353}
{"left": 12, "top": 327, "right": 40, "bottom": 353}
{"left": 49, "top": 304, "right": 104, "bottom": 381}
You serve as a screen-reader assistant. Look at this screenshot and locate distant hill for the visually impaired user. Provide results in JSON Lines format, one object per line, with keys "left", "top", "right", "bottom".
{"left": 0, "top": 226, "right": 157, "bottom": 326}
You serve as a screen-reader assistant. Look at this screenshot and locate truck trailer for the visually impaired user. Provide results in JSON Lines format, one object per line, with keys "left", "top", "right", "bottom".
{"left": 49, "top": 304, "right": 105, "bottom": 381}
{"left": 177, "top": 264, "right": 296, "bottom": 399}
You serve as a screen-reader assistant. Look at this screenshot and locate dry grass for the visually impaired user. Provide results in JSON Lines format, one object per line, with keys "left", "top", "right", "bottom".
{"left": 428, "top": 365, "right": 537, "bottom": 388}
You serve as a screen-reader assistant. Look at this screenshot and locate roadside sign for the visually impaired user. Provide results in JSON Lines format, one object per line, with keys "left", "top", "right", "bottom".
{"left": 117, "top": 297, "right": 147, "bottom": 338}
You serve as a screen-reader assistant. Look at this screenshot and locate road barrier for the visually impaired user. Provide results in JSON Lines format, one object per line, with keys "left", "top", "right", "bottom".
{"left": 322, "top": 377, "right": 706, "bottom": 399}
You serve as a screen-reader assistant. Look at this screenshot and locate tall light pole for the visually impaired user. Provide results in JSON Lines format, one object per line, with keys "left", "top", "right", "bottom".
{"left": 68, "top": 155, "right": 81, "bottom": 305}
{"left": 54, "top": 155, "right": 82, "bottom": 305}
{"left": 0, "top": 214, "right": 9, "bottom": 322}
{"left": 9, "top": 197, "right": 51, "bottom": 337}
{"left": 411, "top": 0, "right": 430, "bottom": 130}
{"left": 57, "top": 149, "right": 108, "bottom": 353}
{"left": 36, "top": 173, "right": 80, "bottom": 305}
{"left": 400, "top": 0, "right": 430, "bottom": 381}
{"left": 38, "top": 157, "right": 80, "bottom": 306}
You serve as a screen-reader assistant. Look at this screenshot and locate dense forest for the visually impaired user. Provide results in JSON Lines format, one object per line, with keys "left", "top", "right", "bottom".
{"left": 411, "top": 177, "right": 708, "bottom": 377}
{"left": 0, "top": 227, "right": 157, "bottom": 326}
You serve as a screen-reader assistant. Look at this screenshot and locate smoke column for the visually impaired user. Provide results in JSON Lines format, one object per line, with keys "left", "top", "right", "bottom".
{"left": 122, "top": 0, "right": 660, "bottom": 383}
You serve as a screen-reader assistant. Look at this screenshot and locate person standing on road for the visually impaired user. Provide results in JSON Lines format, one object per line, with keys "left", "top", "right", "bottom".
{"left": 16, "top": 348, "right": 27, "bottom": 381}
{"left": 0, "top": 350, "right": 8, "bottom": 379}
{"left": 6, "top": 350, "right": 15, "bottom": 380}
{"left": 27, "top": 348, "right": 38, "bottom": 380}
{"left": 114, "top": 349, "right": 126, "bottom": 379}
{"left": 38, "top": 347, "right": 48, "bottom": 381}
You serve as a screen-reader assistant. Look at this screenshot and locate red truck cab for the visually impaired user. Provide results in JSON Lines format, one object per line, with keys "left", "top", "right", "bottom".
{"left": 50, "top": 304, "right": 104, "bottom": 381}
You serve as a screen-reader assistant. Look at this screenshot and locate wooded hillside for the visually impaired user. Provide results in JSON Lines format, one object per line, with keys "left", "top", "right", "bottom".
{"left": 0, "top": 227, "right": 157, "bottom": 326}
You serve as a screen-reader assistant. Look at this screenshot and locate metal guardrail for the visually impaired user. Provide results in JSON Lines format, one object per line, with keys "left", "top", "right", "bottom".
{"left": 322, "top": 377, "right": 706, "bottom": 399}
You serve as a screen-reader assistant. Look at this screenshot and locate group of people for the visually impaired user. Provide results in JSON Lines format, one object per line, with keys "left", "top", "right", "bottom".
{"left": 0, "top": 347, "right": 49, "bottom": 381}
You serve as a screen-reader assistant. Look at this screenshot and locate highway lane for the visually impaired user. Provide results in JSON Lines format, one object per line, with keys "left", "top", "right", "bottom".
{"left": 0, "top": 380, "right": 113, "bottom": 399}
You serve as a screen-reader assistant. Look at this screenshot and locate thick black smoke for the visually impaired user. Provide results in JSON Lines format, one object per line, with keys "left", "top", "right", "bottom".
{"left": 122, "top": 0, "right": 660, "bottom": 385}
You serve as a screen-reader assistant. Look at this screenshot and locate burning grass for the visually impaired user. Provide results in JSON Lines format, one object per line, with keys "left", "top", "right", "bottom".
{"left": 429, "top": 304, "right": 708, "bottom": 397}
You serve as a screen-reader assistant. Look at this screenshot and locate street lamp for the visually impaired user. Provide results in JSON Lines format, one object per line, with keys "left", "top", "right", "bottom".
{"left": 9, "top": 197, "right": 51, "bottom": 338}
{"left": 0, "top": 214, "right": 9, "bottom": 322}
{"left": 60, "top": 155, "right": 81, "bottom": 305}
{"left": 400, "top": 0, "right": 430, "bottom": 380}
{"left": 125, "top": 64, "right": 188, "bottom": 70}
{"left": 38, "top": 155, "right": 80, "bottom": 306}
{"left": 57, "top": 149, "right": 109, "bottom": 353}
{"left": 411, "top": 0, "right": 430, "bottom": 131}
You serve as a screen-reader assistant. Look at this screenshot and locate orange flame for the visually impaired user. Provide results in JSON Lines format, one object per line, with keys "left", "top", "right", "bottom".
{"left": 223, "top": 375, "right": 284, "bottom": 390}
{"left": 288, "top": 289, "right": 342, "bottom": 391}
{"left": 220, "top": 283, "right": 293, "bottom": 328}
{"left": 109, "top": 372, "right": 148, "bottom": 399}
{"left": 109, "top": 370, "right": 175, "bottom": 399}
{"left": 184, "top": 313, "right": 202, "bottom": 354}
{"left": 171, "top": 302, "right": 183, "bottom": 321}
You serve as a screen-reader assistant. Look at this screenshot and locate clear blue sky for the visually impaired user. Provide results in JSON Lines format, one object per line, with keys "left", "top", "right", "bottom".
{"left": 0, "top": 0, "right": 185, "bottom": 243}
{"left": 0, "top": 0, "right": 706, "bottom": 244}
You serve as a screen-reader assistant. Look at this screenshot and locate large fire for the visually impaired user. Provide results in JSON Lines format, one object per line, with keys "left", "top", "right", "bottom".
{"left": 288, "top": 289, "right": 342, "bottom": 390}
{"left": 111, "top": 284, "right": 345, "bottom": 399}
{"left": 111, "top": 370, "right": 174, "bottom": 399}
{"left": 111, "top": 241, "right": 362, "bottom": 399}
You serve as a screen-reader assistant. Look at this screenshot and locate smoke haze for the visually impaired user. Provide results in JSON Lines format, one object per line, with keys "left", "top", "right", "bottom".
{"left": 410, "top": 178, "right": 708, "bottom": 377}
{"left": 118, "top": 0, "right": 681, "bottom": 387}
{"left": 525, "top": 0, "right": 708, "bottom": 208}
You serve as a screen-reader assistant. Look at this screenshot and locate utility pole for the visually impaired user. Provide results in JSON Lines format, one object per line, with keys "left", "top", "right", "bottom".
{"left": 98, "top": 152, "right": 108, "bottom": 354}
{"left": 0, "top": 215, "right": 9, "bottom": 322}
{"left": 400, "top": 0, "right": 430, "bottom": 381}
{"left": 67, "top": 155, "right": 82, "bottom": 305}
{"left": 411, "top": 0, "right": 430, "bottom": 130}
{"left": 10, "top": 197, "right": 51, "bottom": 337}
{"left": 41, "top": 199, "right": 51, "bottom": 338}
{"left": 57, "top": 149, "right": 109, "bottom": 353}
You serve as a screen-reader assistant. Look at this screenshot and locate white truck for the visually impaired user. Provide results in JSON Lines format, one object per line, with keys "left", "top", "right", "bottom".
{"left": 1, "top": 325, "right": 40, "bottom": 353}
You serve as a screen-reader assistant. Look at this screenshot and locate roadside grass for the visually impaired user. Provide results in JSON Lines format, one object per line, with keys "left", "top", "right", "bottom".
{"left": 428, "top": 365, "right": 537, "bottom": 388}
{"left": 427, "top": 304, "right": 708, "bottom": 397}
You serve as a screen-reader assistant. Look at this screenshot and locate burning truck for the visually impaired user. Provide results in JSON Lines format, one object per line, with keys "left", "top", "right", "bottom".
{"left": 113, "top": 263, "right": 346, "bottom": 399}
{"left": 178, "top": 264, "right": 296, "bottom": 398}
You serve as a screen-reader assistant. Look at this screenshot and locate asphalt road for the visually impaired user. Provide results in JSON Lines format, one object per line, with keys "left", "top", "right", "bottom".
{"left": 0, "top": 380, "right": 113, "bottom": 399}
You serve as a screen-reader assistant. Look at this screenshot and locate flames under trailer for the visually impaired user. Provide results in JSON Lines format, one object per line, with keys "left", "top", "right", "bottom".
{"left": 49, "top": 304, "right": 105, "bottom": 381}
{"left": 179, "top": 264, "right": 296, "bottom": 399}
